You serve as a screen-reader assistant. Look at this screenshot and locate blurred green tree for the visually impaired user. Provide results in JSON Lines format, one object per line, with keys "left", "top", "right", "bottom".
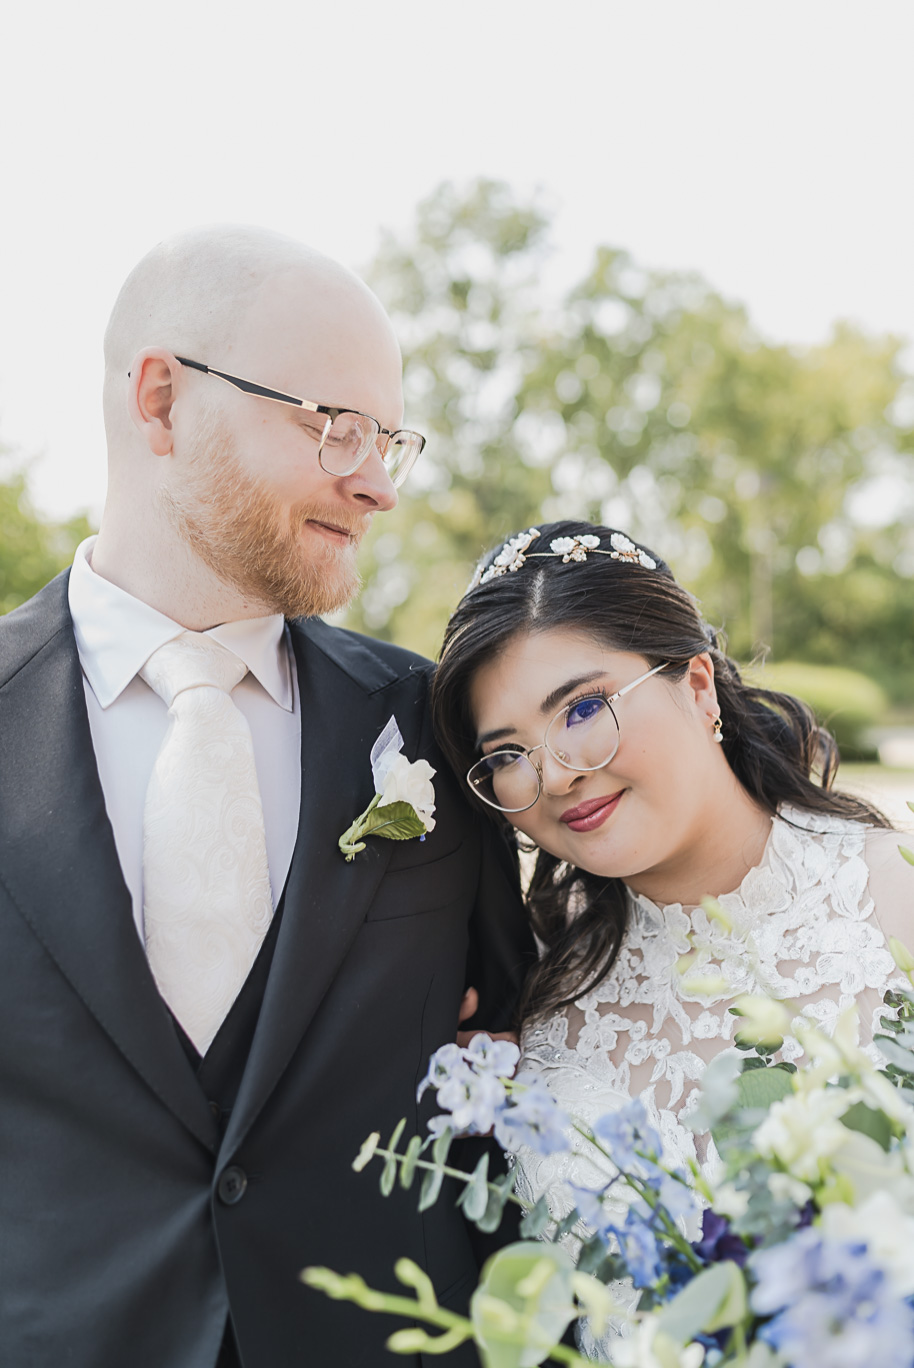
{"left": 344, "top": 180, "right": 914, "bottom": 695}
{"left": 0, "top": 459, "right": 93, "bottom": 614}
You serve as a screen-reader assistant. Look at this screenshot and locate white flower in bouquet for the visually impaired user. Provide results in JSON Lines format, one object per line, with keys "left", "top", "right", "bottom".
{"left": 731, "top": 993, "right": 793, "bottom": 1049}
{"left": 377, "top": 752, "right": 437, "bottom": 831}
{"left": 609, "top": 1318, "right": 705, "bottom": 1368}
{"left": 766, "top": 1172, "right": 813, "bottom": 1207}
{"left": 826, "top": 1127, "right": 914, "bottom": 1208}
{"left": 711, "top": 1182, "right": 751, "bottom": 1220}
{"left": 752, "top": 1087, "right": 850, "bottom": 1182}
{"left": 821, "top": 1190, "right": 914, "bottom": 1297}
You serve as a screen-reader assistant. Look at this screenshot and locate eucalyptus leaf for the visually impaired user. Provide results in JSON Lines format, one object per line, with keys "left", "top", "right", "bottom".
{"left": 840, "top": 1101, "right": 893, "bottom": 1150}
{"left": 387, "top": 1117, "right": 407, "bottom": 1152}
{"left": 400, "top": 1134, "right": 424, "bottom": 1189}
{"left": 735, "top": 1065, "right": 794, "bottom": 1111}
{"left": 553, "top": 1208, "right": 582, "bottom": 1240}
{"left": 657, "top": 1261, "right": 747, "bottom": 1344}
{"left": 471, "top": 1242, "right": 575, "bottom": 1368}
{"left": 432, "top": 1127, "right": 453, "bottom": 1167}
{"left": 475, "top": 1179, "right": 513, "bottom": 1234}
{"left": 518, "top": 1196, "right": 551, "bottom": 1239}
{"left": 380, "top": 1153, "right": 398, "bottom": 1197}
{"left": 875, "top": 1034, "right": 914, "bottom": 1072}
{"left": 459, "top": 1152, "right": 491, "bottom": 1222}
{"left": 418, "top": 1164, "right": 445, "bottom": 1212}
{"left": 575, "top": 1235, "right": 609, "bottom": 1275}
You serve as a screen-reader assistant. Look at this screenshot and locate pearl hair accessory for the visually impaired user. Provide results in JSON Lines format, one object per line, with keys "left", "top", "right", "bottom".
{"left": 469, "top": 531, "right": 657, "bottom": 588}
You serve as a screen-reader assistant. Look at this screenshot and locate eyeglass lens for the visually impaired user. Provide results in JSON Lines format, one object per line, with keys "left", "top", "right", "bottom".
{"left": 317, "top": 412, "right": 422, "bottom": 487}
{"left": 469, "top": 697, "right": 621, "bottom": 811}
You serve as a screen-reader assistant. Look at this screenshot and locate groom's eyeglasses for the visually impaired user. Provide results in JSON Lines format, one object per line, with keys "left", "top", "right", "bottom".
{"left": 175, "top": 357, "right": 426, "bottom": 488}
{"left": 466, "top": 663, "right": 668, "bottom": 813}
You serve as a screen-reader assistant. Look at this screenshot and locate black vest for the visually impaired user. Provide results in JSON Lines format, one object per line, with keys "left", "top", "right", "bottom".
{"left": 173, "top": 896, "right": 288, "bottom": 1367}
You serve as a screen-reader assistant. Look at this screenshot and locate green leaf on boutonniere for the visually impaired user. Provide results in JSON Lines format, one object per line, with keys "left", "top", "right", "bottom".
{"left": 338, "top": 795, "right": 428, "bottom": 862}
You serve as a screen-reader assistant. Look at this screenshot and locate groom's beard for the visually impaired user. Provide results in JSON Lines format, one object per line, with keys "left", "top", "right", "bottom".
{"left": 160, "top": 419, "right": 368, "bottom": 619}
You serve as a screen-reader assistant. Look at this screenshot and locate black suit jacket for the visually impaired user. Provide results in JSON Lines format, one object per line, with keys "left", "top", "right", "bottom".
{"left": 0, "top": 573, "right": 533, "bottom": 1368}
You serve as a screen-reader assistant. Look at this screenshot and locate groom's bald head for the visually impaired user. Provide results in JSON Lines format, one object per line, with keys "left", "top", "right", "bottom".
{"left": 102, "top": 225, "right": 402, "bottom": 449}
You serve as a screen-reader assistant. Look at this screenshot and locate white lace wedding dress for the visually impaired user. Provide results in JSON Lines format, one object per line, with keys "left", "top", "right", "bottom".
{"left": 512, "top": 807, "right": 913, "bottom": 1358}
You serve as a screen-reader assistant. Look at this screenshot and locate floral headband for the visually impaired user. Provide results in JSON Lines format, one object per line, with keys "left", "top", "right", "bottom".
{"left": 469, "top": 530, "right": 657, "bottom": 589}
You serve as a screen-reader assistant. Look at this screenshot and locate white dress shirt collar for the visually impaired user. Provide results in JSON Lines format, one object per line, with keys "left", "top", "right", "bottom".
{"left": 68, "top": 536, "right": 293, "bottom": 711}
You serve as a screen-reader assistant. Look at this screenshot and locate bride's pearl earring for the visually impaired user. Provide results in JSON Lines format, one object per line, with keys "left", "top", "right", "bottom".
{"left": 712, "top": 715, "right": 724, "bottom": 743}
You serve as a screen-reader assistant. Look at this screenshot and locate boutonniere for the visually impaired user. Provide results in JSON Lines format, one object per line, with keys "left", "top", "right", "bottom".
{"left": 338, "top": 716, "right": 437, "bottom": 862}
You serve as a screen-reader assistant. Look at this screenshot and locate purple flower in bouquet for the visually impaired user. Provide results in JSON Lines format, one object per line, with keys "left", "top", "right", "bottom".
{"left": 493, "top": 1074, "right": 570, "bottom": 1155}
{"left": 751, "top": 1227, "right": 914, "bottom": 1368}
{"left": 692, "top": 1210, "right": 749, "bottom": 1268}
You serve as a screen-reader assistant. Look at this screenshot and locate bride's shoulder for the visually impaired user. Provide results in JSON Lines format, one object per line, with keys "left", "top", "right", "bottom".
{"left": 862, "top": 824, "right": 914, "bottom": 933}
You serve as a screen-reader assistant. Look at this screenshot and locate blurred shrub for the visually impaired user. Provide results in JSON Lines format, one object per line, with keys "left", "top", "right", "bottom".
{"left": 743, "top": 660, "right": 887, "bottom": 760}
{"left": 0, "top": 466, "right": 93, "bottom": 615}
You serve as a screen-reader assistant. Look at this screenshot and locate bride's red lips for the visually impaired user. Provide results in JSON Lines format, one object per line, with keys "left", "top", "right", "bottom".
{"left": 560, "top": 792, "right": 624, "bottom": 831}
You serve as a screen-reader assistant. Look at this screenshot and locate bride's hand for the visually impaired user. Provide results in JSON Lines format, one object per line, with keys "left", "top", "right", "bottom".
{"left": 456, "top": 986, "right": 519, "bottom": 1056}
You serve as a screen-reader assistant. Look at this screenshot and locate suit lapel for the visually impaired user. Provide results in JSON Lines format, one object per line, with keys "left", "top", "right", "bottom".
{"left": 222, "top": 617, "right": 410, "bottom": 1156}
{"left": 0, "top": 576, "right": 217, "bottom": 1151}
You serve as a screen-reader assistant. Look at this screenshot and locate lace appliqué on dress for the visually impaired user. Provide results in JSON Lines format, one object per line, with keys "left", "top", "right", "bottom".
{"left": 511, "top": 808, "right": 907, "bottom": 1358}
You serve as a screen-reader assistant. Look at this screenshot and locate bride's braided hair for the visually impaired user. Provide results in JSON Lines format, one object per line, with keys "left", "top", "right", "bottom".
{"left": 431, "top": 519, "right": 889, "bottom": 1027}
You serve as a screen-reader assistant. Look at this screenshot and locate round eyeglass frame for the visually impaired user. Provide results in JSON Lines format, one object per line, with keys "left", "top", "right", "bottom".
{"left": 173, "top": 357, "right": 426, "bottom": 487}
{"left": 466, "top": 662, "right": 668, "bottom": 813}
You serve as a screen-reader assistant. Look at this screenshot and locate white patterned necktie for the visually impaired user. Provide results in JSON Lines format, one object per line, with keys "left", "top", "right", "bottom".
{"left": 140, "top": 632, "right": 274, "bottom": 1053}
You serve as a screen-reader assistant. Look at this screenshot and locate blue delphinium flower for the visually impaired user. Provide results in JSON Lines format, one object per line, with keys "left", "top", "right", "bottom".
{"left": 610, "top": 1206, "right": 664, "bottom": 1288}
{"left": 436, "top": 1070, "right": 507, "bottom": 1135}
{"left": 750, "top": 1227, "right": 914, "bottom": 1368}
{"left": 591, "top": 1100, "right": 698, "bottom": 1227}
{"left": 416, "top": 1042, "right": 472, "bottom": 1101}
{"left": 417, "top": 1040, "right": 510, "bottom": 1135}
{"left": 592, "top": 1099, "right": 662, "bottom": 1170}
{"left": 493, "top": 1074, "right": 570, "bottom": 1155}
{"left": 464, "top": 1034, "right": 520, "bottom": 1076}
{"left": 567, "top": 1183, "right": 618, "bottom": 1242}
{"left": 643, "top": 1163, "right": 698, "bottom": 1225}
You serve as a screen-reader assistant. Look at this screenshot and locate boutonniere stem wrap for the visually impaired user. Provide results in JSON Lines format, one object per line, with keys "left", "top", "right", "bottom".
{"left": 338, "top": 716, "right": 437, "bottom": 862}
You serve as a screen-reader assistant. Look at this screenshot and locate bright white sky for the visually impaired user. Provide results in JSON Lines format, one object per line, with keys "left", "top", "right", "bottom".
{"left": 2, "top": 0, "right": 913, "bottom": 521}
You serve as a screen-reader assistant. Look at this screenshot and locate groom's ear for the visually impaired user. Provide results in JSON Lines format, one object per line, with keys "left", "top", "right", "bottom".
{"left": 685, "top": 652, "right": 718, "bottom": 718}
{"left": 128, "top": 349, "right": 182, "bottom": 457}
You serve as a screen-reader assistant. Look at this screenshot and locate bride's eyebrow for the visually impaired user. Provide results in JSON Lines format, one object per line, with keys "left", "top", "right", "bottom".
{"left": 476, "top": 671, "right": 608, "bottom": 747}
{"left": 539, "top": 671, "right": 607, "bottom": 715}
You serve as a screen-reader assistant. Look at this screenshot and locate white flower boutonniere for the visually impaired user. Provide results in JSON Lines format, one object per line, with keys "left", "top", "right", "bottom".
{"left": 338, "top": 716, "right": 437, "bottom": 862}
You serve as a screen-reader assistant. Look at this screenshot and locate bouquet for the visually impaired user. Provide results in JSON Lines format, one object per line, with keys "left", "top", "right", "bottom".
{"left": 304, "top": 938, "right": 914, "bottom": 1368}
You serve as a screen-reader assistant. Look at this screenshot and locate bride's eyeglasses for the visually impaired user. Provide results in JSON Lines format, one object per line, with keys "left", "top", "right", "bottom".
{"left": 467, "top": 663, "right": 668, "bottom": 813}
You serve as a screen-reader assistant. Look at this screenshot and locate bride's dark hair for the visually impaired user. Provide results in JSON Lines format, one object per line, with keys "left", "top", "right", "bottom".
{"left": 431, "top": 519, "right": 889, "bottom": 1026}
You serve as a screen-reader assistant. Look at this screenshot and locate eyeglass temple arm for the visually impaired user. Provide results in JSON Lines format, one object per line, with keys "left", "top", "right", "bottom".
{"left": 174, "top": 357, "right": 308, "bottom": 407}
{"left": 609, "top": 662, "right": 668, "bottom": 703}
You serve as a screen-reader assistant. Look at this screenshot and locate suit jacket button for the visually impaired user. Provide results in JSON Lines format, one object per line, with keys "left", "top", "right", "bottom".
{"left": 218, "top": 1166, "right": 248, "bottom": 1205}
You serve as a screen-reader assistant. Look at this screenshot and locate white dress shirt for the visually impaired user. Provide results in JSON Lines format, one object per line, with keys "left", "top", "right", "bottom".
{"left": 68, "top": 537, "right": 301, "bottom": 939}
